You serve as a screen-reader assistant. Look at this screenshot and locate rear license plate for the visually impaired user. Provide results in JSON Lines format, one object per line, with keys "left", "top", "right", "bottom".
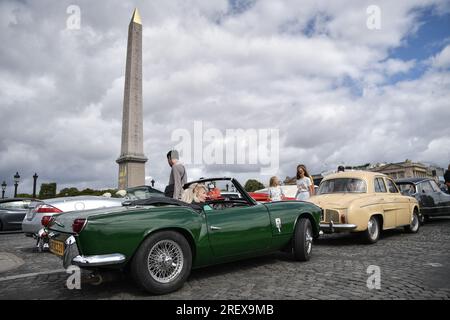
{"left": 49, "top": 239, "right": 64, "bottom": 256}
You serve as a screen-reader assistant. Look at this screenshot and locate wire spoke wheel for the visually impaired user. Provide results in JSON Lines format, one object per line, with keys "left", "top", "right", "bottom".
{"left": 305, "top": 226, "right": 313, "bottom": 255}
{"left": 147, "top": 240, "right": 184, "bottom": 283}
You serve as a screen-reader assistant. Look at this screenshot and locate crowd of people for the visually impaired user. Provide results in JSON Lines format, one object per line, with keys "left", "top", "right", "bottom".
{"left": 163, "top": 148, "right": 450, "bottom": 204}
{"left": 163, "top": 149, "right": 321, "bottom": 204}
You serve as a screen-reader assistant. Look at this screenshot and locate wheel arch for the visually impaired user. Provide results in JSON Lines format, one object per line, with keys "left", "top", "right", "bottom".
{"left": 128, "top": 227, "right": 197, "bottom": 267}
{"left": 294, "top": 212, "right": 319, "bottom": 237}
{"left": 369, "top": 213, "right": 384, "bottom": 230}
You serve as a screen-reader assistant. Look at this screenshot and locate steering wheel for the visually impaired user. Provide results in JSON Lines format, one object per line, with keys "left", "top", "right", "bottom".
{"left": 206, "top": 199, "right": 249, "bottom": 210}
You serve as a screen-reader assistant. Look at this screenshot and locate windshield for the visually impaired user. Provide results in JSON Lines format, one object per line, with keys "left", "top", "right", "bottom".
{"left": 318, "top": 178, "right": 367, "bottom": 194}
{"left": 397, "top": 183, "right": 416, "bottom": 196}
{"left": 125, "top": 186, "right": 163, "bottom": 200}
{"left": 198, "top": 180, "right": 242, "bottom": 200}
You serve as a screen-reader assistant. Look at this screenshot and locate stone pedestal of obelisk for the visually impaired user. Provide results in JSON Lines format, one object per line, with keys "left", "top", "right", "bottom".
{"left": 116, "top": 8, "right": 148, "bottom": 189}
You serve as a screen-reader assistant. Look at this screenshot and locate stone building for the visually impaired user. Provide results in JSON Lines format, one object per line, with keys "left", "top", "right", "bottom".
{"left": 370, "top": 160, "right": 436, "bottom": 180}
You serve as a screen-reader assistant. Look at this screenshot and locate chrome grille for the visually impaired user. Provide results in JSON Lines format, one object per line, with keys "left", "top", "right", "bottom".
{"left": 324, "top": 209, "right": 339, "bottom": 223}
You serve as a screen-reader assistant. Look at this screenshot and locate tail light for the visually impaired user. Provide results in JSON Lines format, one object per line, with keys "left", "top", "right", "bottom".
{"left": 41, "top": 215, "right": 54, "bottom": 227}
{"left": 340, "top": 214, "right": 346, "bottom": 224}
{"left": 35, "top": 204, "right": 62, "bottom": 214}
{"left": 72, "top": 218, "right": 87, "bottom": 234}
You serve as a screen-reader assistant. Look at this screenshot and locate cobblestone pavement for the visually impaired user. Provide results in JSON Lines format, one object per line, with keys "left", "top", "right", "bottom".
{"left": 0, "top": 218, "right": 449, "bottom": 300}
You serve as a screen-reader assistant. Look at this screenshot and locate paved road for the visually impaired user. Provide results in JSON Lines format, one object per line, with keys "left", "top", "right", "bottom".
{"left": 1, "top": 218, "right": 449, "bottom": 300}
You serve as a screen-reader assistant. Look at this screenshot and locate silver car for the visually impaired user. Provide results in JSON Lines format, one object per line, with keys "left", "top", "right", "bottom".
{"left": 0, "top": 198, "right": 34, "bottom": 231}
{"left": 22, "top": 196, "right": 123, "bottom": 249}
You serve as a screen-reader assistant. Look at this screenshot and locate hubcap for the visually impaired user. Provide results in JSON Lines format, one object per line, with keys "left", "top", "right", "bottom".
{"left": 305, "top": 226, "right": 313, "bottom": 254}
{"left": 147, "top": 240, "right": 183, "bottom": 283}
{"left": 368, "top": 218, "right": 378, "bottom": 240}
{"left": 411, "top": 213, "right": 419, "bottom": 231}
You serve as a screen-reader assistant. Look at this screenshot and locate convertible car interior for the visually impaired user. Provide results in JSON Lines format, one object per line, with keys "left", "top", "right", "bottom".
{"left": 123, "top": 178, "right": 254, "bottom": 212}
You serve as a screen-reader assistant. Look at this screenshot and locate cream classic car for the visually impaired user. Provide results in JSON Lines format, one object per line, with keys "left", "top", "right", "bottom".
{"left": 308, "top": 171, "right": 420, "bottom": 243}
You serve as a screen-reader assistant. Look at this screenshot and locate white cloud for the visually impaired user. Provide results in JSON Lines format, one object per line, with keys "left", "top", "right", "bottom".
{"left": 431, "top": 44, "right": 450, "bottom": 68}
{"left": 0, "top": 0, "right": 449, "bottom": 195}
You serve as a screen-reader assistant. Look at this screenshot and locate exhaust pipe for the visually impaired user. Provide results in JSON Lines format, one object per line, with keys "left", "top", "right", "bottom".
{"left": 82, "top": 271, "right": 121, "bottom": 286}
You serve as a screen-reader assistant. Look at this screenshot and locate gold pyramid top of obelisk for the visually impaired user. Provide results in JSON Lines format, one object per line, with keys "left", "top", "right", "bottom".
{"left": 131, "top": 8, "right": 142, "bottom": 25}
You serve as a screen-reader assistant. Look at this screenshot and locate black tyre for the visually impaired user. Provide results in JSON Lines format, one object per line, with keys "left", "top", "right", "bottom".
{"left": 36, "top": 237, "right": 44, "bottom": 252}
{"left": 404, "top": 210, "right": 420, "bottom": 233}
{"left": 363, "top": 216, "right": 380, "bottom": 244}
{"left": 292, "top": 218, "right": 313, "bottom": 261}
{"left": 131, "top": 231, "right": 192, "bottom": 295}
{"left": 418, "top": 212, "right": 425, "bottom": 225}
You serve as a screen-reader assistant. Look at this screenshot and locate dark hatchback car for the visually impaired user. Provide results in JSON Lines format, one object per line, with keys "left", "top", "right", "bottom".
{"left": 396, "top": 178, "right": 450, "bottom": 223}
{"left": 0, "top": 198, "right": 35, "bottom": 231}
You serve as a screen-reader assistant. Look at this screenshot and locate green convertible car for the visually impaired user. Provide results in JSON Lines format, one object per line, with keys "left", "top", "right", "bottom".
{"left": 47, "top": 178, "right": 322, "bottom": 294}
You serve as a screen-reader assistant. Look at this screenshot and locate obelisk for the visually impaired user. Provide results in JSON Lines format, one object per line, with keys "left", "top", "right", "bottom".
{"left": 116, "top": 8, "right": 148, "bottom": 189}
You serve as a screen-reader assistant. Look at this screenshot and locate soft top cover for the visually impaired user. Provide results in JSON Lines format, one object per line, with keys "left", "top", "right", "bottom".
{"left": 124, "top": 196, "right": 203, "bottom": 212}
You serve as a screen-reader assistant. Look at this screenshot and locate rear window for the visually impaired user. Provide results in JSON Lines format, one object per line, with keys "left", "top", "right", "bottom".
{"left": 0, "top": 200, "right": 32, "bottom": 209}
{"left": 397, "top": 183, "right": 416, "bottom": 195}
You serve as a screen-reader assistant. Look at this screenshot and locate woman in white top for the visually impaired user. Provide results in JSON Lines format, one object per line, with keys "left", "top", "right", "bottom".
{"left": 295, "top": 165, "right": 313, "bottom": 201}
{"left": 268, "top": 176, "right": 285, "bottom": 201}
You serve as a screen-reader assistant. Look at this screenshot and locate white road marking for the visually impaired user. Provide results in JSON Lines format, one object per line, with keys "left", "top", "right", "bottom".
{"left": 0, "top": 269, "right": 66, "bottom": 282}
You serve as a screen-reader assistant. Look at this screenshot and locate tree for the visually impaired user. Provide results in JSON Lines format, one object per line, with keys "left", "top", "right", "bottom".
{"left": 244, "top": 179, "right": 265, "bottom": 192}
{"left": 58, "top": 187, "right": 80, "bottom": 197}
{"left": 78, "top": 188, "right": 98, "bottom": 196}
{"left": 55, "top": 187, "right": 119, "bottom": 198}
{"left": 16, "top": 193, "right": 33, "bottom": 198}
{"left": 39, "top": 183, "right": 57, "bottom": 199}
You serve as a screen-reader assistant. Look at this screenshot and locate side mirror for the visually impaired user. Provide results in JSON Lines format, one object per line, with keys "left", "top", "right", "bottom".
{"left": 122, "top": 200, "right": 133, "bottom": 206}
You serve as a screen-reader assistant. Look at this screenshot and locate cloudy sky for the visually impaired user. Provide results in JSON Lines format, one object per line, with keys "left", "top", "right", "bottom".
{"left": 1, "top": 0, "right": 449, "bottom": 195}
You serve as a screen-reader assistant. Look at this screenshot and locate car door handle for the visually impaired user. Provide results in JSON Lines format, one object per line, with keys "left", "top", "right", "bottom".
{"left": 210, "top": 226, "right": 222, "bottom": 231}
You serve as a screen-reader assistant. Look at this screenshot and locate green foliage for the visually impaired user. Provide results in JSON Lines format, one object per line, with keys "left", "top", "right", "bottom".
{"left": 56, "top": 187, "right": 119, "bottom": 198}
{"left": 58, "top": 187, "right": 80, "bottom": 197}
{"left": 16, "top": 193, "right": 33, "bottom": 198}
{"left": 39, "top": 183, "right": 57, "bottom": 199}
{"left": 244, "top": 179, "right": 265, "bottom": 192}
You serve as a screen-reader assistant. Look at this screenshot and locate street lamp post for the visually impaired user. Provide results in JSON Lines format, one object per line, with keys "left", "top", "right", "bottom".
{"left": 1, "top": 181, "right": 6, "bottom": 199}
{"left": 32, "top": 173, "right": 38, "bottom": 198}
{"left": 13, "top": 172, "right": 20, "bottom": 198}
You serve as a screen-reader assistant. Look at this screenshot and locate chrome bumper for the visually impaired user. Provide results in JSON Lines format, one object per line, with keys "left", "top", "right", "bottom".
{"left": 72, "top": 254, "right": 126, "bottom": 267}
{"left": 320, "top": 222, "right": 357, "bottom": 233}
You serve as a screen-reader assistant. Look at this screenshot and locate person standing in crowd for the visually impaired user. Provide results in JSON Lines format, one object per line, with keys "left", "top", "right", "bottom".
{"left": 296, "top": 165, "right": 313, "bottom": 201}
{"left": 445, "top": 164, "right": 450, "bottom": 194}
{"left": 299, "top": 164, "right": 315, "bottom": 196}
{"left": 337, "top": 165, "right": 345, "bottom": 172}
{"left": 165, "top": 150, "right": 187, "bottom": 200}
{"left": 268, "top": 176, "right": 285, "bottom": 201}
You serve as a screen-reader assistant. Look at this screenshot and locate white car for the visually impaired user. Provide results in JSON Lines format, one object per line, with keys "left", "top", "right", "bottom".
{"left": 255, "top": 185, "right": 299, "bottom": 198}
{"left": 22, "top": 196, "right": 123, "bottom": 250}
